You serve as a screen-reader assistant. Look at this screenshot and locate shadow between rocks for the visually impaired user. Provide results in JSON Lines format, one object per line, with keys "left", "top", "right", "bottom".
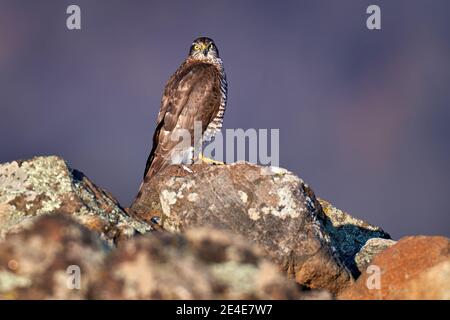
{"left": 320, "top": 213, "right": 391, "bottom": 278}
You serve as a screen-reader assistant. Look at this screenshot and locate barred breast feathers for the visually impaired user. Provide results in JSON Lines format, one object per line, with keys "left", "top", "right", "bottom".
{"left": 204, "top": 58, "right": 227, "bottom": 142}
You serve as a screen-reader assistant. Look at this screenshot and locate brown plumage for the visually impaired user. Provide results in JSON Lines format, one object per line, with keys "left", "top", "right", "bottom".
{"left": 142, "top": 37, "right": 227, "bottom": 181}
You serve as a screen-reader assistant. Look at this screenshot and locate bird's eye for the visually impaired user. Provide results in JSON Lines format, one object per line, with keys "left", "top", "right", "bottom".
{"left": 194, "top": 44, "right": 201, "bottom": 51}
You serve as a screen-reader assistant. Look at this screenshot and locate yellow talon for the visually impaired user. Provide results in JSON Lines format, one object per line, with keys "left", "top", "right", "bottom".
{"left": 198, "top": 153, "right": 224, "bottom": 165}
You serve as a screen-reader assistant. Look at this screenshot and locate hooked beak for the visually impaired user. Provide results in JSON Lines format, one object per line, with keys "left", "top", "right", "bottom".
{"left": 202, "top": 48, "right": 208, "bottom": 57}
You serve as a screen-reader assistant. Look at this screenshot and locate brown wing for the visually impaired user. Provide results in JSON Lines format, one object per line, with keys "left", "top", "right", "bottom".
{"left": 143, "top": 61, "right": 222, "bottom": 179}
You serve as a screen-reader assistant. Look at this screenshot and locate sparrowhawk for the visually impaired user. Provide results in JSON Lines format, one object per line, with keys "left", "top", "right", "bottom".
{"left": 142, "top": 37, "right": 227, "bottom": 180}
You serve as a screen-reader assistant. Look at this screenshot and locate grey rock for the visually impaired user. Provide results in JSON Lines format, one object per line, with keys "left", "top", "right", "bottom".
{"left": 0, "top": 214, "right": 107, "bottom": 299}
{"left": 354, "top": 237, "right": 397, "bottom": 272}
{"left": 1, "top": 214, "right": 319, "bottom": 300}
{"left": 0, "top": 156, "right": 151, "bottom": 245}
{"left": 91, "top": 227, "right": 314, "bottom": 299}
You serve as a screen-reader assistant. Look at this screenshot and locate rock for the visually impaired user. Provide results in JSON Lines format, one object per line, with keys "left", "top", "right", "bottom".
{"left": 91, "top": 227, "right": 317, "bottom": 299}
{"left": 130, "top": 162, "right": 353, "bottom": 293}
{"left": 1, "top": 215, "right": 323, "bottom": 300}
{"left": 354, "top": 238, "right": 397, "bottom": 273}
{"left": 0, "top": 214, "right": 107, "bottom": 299}
{"left": 318, "top": 199, "right": 391, "bottom": 277}
{"left": 338, "top": 236, "right": 450, "bottom": 300}
{"left": 300, "top": 289, "right": 334, "bottom": 300}
{"left": 0, "top": 156, "right": 151, "bottom": 245}
{"left": 388, "top": 259, "right": 450, "bottom": 300}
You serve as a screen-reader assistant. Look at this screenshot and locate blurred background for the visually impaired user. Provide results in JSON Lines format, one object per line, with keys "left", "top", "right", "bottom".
{"left": 1, "top": 0, "right": 449, "bottom": 238}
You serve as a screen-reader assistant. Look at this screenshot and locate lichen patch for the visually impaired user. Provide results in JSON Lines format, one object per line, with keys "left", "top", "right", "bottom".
{"left": 248, "top": 208, "right": 260, "bottom": 221}
{"left": 238, "top": 191, "right": 248, "bottom": 204}
{"left": 187, "top": 193, "right": 199, "bottom": 202}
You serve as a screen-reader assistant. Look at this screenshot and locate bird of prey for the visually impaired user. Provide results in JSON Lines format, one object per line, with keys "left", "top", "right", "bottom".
{"left": 142, "top": 37, "right": 227, "bottom": 180}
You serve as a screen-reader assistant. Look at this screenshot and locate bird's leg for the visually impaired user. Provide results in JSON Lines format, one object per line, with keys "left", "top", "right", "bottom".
{"left": 198, "top": 153, "right": 224, "bottom": 165}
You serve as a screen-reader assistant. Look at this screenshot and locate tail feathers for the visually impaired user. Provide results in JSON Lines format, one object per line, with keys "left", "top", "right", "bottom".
{"left": 144, "top": 155, "right": 170, "bottom": 181}
{"left": 134, "top": 155, "right": 169, "bottom": 203}
{"left": 138, "top": 147, "right": 194, "bottom": 201}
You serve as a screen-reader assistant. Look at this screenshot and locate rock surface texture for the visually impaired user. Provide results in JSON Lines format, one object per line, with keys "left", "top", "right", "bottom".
{"left": 1, "top": 156, "right": 447, "bottom": 300}
{"left": 0, "top": 214, "right": 326, "bottom": 300}
{"left": 354, "top": 238, "right": 397, "bottom": 273}
{"left": 131, "top": 163, "right": 388, "bottom": 293}
{"left": 0, "top": 156, "right": 150, "bottom": 245}
{"left": 91, "top": 227, "right": 318, "bottom": 299}
{"left": 318, "top": 199, "right": 392, "bottom": 276}
{"left": 0, "top": 214, "right": 107, "bottom": 299}
{"left": 339, "top": 236, "right": 450, "bottom": 300}
{"left": 391, "top": 260, "right": 450, "bottom": 300}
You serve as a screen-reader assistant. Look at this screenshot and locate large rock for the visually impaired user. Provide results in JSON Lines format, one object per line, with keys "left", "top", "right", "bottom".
{"left": 130, "top": 162, "right": 353, "bottom": 293}
{"left": 0, "top": 156, "right": 151, "bottom": 245}
{"left": 388, "top": 259, "right": 450, "bottom": 300}
{"left": 0, "top": 214, "right": 107, "bottom": 299}
{"left": 338, "top": 236, "right": 450, "bottom": 300}
{"left": 1, "top": 214, "right": 318, "bottom": 300}
{"left": 319, "top": 199, "right": 392, "bottom": 276}
{"left": 91, "top": 227, "right": 322, "bottom": 300}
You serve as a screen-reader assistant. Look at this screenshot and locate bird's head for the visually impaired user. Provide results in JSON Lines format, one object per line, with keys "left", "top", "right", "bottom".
{"left": 188, "top": 37, "right": 220, "bottom": 61}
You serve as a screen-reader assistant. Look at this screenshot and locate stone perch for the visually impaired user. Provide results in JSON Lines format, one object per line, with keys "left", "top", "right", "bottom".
{"left": 130, "top": 162, "right": 390, "bottom": 293}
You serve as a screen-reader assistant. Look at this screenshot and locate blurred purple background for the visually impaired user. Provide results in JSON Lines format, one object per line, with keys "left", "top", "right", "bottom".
{"left": 1, "top": 0, "right": 449, "bottom": 238}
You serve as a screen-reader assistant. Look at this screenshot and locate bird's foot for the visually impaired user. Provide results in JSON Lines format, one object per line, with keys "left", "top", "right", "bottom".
{"left": 198, "top": 153, "right": 225, "bottom": 165}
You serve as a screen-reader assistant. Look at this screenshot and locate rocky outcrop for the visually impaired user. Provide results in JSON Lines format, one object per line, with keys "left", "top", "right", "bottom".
{"left": 91, "top": 226, "right": 321, "bottom": 299}
{"left": 2, "top": 155, "right": 446, "bottom": 300}
{"left": 131, "top": 163, "right": 359, "bottom": 293}
{"left": 0, "top": 214, "right": 107, "bottom": 299}
{"left": 338, "top": 236, "right": 450, "bottom": 300}
{"left": 0, "top": 156, "right": 151, "bottom": 245}
{"left": 0, "top": 214, "right": 328, "bottom": 300}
